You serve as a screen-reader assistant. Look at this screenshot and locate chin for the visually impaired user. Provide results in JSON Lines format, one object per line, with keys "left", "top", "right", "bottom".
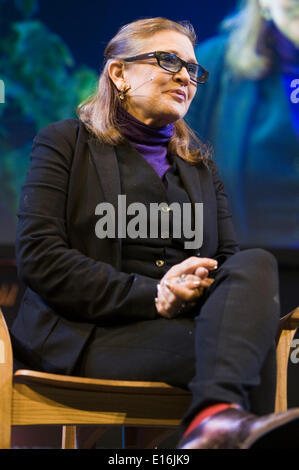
{"left": 162, "top": 113, "right": 184, "bottom": 126}
{"left": 163, "top": 105, "right": 187, "bottom": 123}
{"left": 150, "top": 102, "right": 187, "bottom": 126}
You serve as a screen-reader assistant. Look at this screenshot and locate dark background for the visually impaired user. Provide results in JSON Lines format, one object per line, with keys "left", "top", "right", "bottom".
{"left": 0, "top": 0, "right": 237, "bottom": 247}
{"left": 0, "top": 0, "right": 298, "bottom": 447}
{"left": 36, "top": 0, "right": 235, "bottom": 70}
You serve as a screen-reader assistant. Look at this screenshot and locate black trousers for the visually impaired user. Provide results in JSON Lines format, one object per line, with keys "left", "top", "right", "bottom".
{"left": 74, "top": 249, "right": 280, "bottom": 431}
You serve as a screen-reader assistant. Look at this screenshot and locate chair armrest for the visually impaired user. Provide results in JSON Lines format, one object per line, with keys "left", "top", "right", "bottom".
{"left": 0, "top": 308, "right": 13, "bottom": 448}
{"left": 276, "top": 307, "right": 299, "bottom": 343}
{"left": 282, "top": 306, "right": 299, "bottom": 329}
{"left": 275, "top": 307, "right": 299, "bottom": 413}
{"left": 0, "top": 308, "right": 13, "bottom": 368}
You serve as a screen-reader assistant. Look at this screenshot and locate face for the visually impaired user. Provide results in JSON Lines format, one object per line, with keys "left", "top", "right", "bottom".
{"left": 109, "top": 30, "right": 198, "bottom": 127}
{"left": 260, "top": 0, "right": 299, "bottom": 46}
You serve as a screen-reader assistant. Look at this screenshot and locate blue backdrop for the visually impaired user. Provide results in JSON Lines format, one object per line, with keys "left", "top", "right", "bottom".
{"left": 0, "top": 0, "right": 237, "bottom": 246}
{"left": 1, "top": 0, "right": 297, "bottom": 253}
{"left": 1, "top": 0, "right": 299, "bottom": 425}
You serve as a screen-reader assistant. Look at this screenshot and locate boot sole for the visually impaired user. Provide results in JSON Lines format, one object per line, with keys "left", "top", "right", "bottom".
{"left": 242, "top": 408, "right": 299, "bottom": 449}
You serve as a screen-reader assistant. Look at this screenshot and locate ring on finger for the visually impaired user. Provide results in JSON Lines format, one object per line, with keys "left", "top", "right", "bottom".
{"left": 176, "top": 274, "right": 186, "bottom": 284}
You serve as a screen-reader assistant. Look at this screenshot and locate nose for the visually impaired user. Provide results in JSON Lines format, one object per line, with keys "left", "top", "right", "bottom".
{"left": 173, "top": 65, "right": 190, "bottom": 85}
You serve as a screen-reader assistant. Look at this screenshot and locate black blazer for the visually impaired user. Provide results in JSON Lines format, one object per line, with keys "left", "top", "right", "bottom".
{"left": 11, "top": 118, "right": 239, "bottom": 374}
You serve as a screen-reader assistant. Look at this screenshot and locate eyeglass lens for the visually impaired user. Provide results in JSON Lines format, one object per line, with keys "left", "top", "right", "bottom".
{"left": 158, "top": 53, "right": 204, "bottom": 83}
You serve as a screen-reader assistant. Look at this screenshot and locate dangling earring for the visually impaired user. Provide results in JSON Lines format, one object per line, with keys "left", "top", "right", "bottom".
{"left": 118, "top": 84, "right": 131, "bottom": 101}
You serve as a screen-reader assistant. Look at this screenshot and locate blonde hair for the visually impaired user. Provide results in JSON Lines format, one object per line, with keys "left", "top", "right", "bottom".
{"left": 77, "top": 17, "right": 211, "bottom": 165}
{"left": 222, "top": 0, "right": 274, "bottom": 79}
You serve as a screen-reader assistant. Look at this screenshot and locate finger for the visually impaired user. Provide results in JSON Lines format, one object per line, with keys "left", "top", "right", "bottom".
{"left": 157, "top": 284, "right": 182, "bottom": 317}
{"left": 155, "top": 293, "right": 171, "bottom": 317}
{"left": 158, "top": 278, "right": 196, "bottom": 318}
{"left": 156, "top": 280, "right": 187, "bottom": 318}
{"left": 193, "top": 267, "right": 209, "bottom": 280}
{"left": 167, "top": 257, "right": 218, "bottom": 278}
{"left": 195, "top": 264, "right": 217, "bottom": 278}
{"left": 200, "top": 278, "right": 215, "bottom": 288}
{"left": 165, "top": 278, "right": 203, "bottom": 302}
{"left": 165, "top": 274, "right": 201, "bottom": 293}
{"left": 155, "top": 301, "right": 172, "bottom": 319}
{"left": 166, "top": 275, "right": 215, "bottom": 293}
{"left": 157, "top": 284, "right": 172, "bottom": 310}
{"left": 159, "top": 280, "right": 177, "bottom": 303}
{"left": 168, "top": 271, "right": 209, "bottom": 286}
{"left": 155, "top": 296, "right": 179, "bottom": 319}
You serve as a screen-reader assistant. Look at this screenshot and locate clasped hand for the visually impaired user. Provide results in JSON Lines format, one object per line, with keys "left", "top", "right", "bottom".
{"left": 155, "top": 256, "right": 217, "bottom": 319}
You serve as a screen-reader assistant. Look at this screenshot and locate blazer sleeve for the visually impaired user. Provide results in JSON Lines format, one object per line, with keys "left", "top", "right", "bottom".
{"left": 16, "top": 120, "right": 159, "bottom": 324}
{"left": 210, "top": 160, "right": 240, "bottom": 265}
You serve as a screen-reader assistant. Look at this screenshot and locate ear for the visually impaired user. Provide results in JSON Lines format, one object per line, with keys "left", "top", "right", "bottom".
{"left": 108, "top": 60, "right": 126, "bottom": 91}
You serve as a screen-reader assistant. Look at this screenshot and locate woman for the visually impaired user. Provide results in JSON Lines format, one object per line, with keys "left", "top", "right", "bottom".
{"left": 11, "top": 17, "right": 299, "bottom": 449}
{"left": 187, "top": 0, "right": 299, "bottom": 249}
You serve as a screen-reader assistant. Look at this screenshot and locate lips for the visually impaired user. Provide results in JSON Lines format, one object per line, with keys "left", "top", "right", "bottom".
{"left": 167, "top": 89, "right": 187, "bottom": 101}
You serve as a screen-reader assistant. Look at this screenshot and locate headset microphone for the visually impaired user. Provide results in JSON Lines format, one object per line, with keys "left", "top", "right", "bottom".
{"left": 129, "top": 76, "right": 154, "bottom": 94}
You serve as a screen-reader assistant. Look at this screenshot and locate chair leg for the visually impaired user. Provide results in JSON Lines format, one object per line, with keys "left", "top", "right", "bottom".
{"left": 0, "top": 404, "right": 11, "bottom": 449}
{"left": 137, "top": 428, "right": 178, "bottom": 449}
{"left": 77, "top": 426, "right": 109, "bottom": 449}
{"left": 62, "top": 425, "right": 77, "bottom": 449}
{"left": 275, "top": 328, "right": 297, "bottom": 413}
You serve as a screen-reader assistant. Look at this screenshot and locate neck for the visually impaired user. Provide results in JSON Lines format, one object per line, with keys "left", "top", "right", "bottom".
{"left": 116, "top": 105, "right": 175, "bottom": 180}
{"left": 117, "top": 105, "right": 175, "bottom": 144}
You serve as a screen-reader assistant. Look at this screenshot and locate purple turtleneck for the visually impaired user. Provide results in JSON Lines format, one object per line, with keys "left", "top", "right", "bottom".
{"left": 272, "top": 24, "right": 299, "bottom": 139}
{"left": 117, "top": 105, "right": 175, "bottom": 179}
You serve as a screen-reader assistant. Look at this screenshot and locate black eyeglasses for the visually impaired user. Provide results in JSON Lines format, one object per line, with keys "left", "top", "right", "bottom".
{"left": 122, "top": 51, "right": 209, "bottom": 84}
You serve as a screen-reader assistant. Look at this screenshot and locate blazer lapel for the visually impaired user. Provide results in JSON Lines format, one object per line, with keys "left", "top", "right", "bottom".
{"left": 89, "top": 139, "right": 204, "bottom": 207}
{"left": 88, "top": 138, "right": 121, "bottom": 208}
{"left": 88, "top": 138, "right": 122, "bottom": 269}
{"left": 88, "top": 139, "right": 207, "bottom": 261}
{"left": 173, "top": 154, "right": 203, "bottom": 204}
{"left": 173, "top": 155, "right": 212, "bottom": 254}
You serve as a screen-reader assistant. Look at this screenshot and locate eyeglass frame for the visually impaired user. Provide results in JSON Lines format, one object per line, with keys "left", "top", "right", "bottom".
{"left": 121, "top": 51, "right": 209, "bottom": 84}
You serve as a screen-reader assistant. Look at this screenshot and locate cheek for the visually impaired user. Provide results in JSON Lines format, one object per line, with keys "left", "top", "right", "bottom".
{"left": 126, "top": 65, "right": 154, "bottom": 88}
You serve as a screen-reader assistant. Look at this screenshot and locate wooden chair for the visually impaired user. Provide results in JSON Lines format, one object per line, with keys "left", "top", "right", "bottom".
{"left": 0, "top": 306, "right": 299, "bottom": 449}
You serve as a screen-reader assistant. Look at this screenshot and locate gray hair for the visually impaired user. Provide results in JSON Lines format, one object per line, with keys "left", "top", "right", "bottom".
{"left": 222, "top": 0, "right": 273, "bottom": 79}
{"left": 77, "top": 17, "right": 210, "bottom": 164}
